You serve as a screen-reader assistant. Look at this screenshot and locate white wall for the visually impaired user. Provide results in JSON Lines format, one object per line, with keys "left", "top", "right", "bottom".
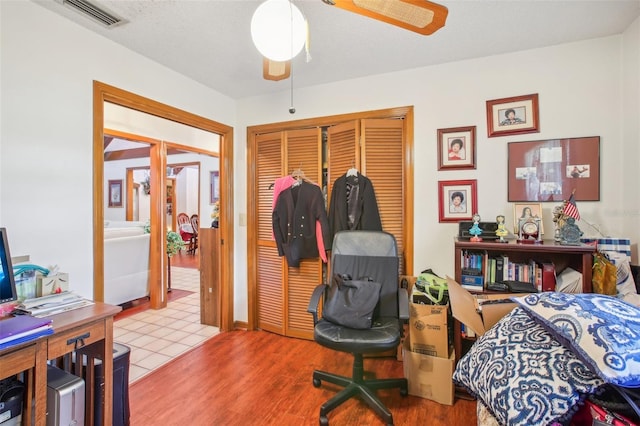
{"left": 234, "top": 25, "right": 640, "bottom": 319}
{"left": 104, "top": 159, "right": 149, "bottom": 222}
{"left": 2, "top": 1, "right": 638, "bottom": 325}
{"left": 103, "top": 154, "right": 219, "bottom": 224}
{"left": 621, "top": 17, "right": 640, "bottom": 250}
{"left": 0, "top": 1, "right": 235, "bottom": 300}
{"left": 104, "top": 103, "right": 221, "bottom": 153}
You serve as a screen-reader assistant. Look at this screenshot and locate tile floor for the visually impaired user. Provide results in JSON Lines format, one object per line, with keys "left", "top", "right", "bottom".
{"left": 113, "top": 267, "right": 219, "bottom": 383}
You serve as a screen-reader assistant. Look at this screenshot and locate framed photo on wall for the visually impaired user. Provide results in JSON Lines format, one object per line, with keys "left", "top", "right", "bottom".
{"left": 438, "top": 179, "right": 478, "bottom": 222}
{"left": 486, "top": 93, "right": 540, "bottom": 137}
{"left": 512, "top": 202, "right": 544, "bottom": 234}
{"left": 210, "top": 171, "right": 220, "bottom": 203}
{"left": 108, "top": 179, "right": 123, "bottom": 208}
{"left": 437, "top": 126, "right": 476, "bottom": 170}
{"left": 507, "top": 136, "right": 600, "bottom": 202}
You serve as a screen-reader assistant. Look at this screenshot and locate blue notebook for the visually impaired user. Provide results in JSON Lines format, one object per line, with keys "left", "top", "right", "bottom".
{"left": 0, "top": 315, "right": 53, "bottom": 346}
{"left": 0, "top": 327, "right": 54, "bottom": 350}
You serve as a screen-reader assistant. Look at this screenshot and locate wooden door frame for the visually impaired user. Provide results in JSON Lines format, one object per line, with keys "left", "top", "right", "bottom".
{"left": 246, "top": 106, "right": 414, "bottom": 331}
{"left": 93, "top": 81, "right": 235, "bottom": 332}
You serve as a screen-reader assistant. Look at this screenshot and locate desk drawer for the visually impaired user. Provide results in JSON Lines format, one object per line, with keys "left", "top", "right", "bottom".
{"left": 48, "top": 322, "right": 105, "bottom": 359}
{"left": 1, "top": 343, "right": 37, "bottom": 377}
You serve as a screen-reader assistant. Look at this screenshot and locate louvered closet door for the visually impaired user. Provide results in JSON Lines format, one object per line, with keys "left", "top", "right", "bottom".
{"left": 255, "top": 129, "right": 323, "bottom": 339}
{"left": 326, "top": 121, "right": 359, "bottom": 196}
{"left": 327, "top": 119, "right": 406, "bottom": 274}
{"left": 283, "top": 128, "right": 324, "bottom": 339}
{"left": 361, "top": 119, "right": 406, "bottom": 274}
{"left": 256, "top": 132, "right": 284, "bottom": 334}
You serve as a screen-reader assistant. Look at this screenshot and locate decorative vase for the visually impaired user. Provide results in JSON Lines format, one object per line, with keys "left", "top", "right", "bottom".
{"left": 212, "top": 220, "right": 219, "bottom": 228}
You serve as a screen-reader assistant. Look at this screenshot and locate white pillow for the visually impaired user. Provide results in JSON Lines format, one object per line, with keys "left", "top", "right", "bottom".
{"left": 604, "top": 251, "right": 639, "bottom": 305}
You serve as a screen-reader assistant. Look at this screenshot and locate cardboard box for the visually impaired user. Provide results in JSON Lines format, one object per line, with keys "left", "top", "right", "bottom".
{"left": 446, "top": 276, "right": 521, "bottom": 336}
{"left": 408, "top": 302, "right": 449, "bottom": 358}
{"left": 402, "top": 338, "right": 455, "bottom": 405}
{"left": 397, "top": 322, "right": 409, "bottom": 361}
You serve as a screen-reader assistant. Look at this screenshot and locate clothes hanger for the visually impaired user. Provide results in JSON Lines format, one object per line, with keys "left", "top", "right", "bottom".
{"left": 346, "top": 160, "right": 358, "bottom": 177}
{"left": 291, "top": 166, "right": 306, "bottom": 187}
{"left": 291, "top": 168, "right": 306, "bottom": 180}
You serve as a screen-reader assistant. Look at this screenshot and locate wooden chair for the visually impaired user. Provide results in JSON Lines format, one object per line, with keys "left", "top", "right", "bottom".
{"left": 177, "top": 212, "right": 195, "bottom": 253}
{"left": 177, "top": 212, "right": 190, "bottom": 226}
{"left": 188, "top": 214, "right": 199, "bottom": 255}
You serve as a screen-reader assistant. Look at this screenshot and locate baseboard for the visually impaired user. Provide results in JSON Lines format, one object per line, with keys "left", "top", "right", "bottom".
{"left": 233, "top": 320, "right": 248, "bottom": 330}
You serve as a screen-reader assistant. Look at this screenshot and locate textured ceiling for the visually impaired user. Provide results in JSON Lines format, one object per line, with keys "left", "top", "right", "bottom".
{"left": 33, "top": 0, "right": 640, "bottom": 100}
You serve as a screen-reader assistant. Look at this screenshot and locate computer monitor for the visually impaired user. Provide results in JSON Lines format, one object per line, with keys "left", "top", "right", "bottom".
{"left": 0, "top": 228, "right": 18, "bottom": 304}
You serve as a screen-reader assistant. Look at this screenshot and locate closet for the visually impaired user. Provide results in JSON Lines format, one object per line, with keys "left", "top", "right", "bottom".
{"left": 247, "top": 107, "right": 414, "bottom": 340}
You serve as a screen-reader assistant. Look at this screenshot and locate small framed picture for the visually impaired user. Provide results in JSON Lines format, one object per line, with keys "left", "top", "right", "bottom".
{"left": 108, "top": 179, "right": 123, "bottom": 208}
{"left": 210, "top": 171, "right": 220, "bottom": 204}
{"left": 512, "top": 202, "right": 544, "bottom": 234}
{"left": 437, "top": 126, "right": 476, "bottom": 170}
{"left": 438, "top": 179, "right": 478, "bottom": 222}
{"left": 486, "top": 93, "right": 540, "bottom": 137}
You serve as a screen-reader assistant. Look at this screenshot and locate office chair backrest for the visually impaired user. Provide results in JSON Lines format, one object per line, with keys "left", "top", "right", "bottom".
{"left": 330, "top": 231, "right": 399, "bottom": 318}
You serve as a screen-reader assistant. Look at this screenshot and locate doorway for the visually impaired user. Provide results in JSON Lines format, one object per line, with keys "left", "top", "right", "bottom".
{"left": 93, "top": 81, "right": 234, "bottom": 331}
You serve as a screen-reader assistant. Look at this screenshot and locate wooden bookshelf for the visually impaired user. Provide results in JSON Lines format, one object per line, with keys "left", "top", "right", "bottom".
{"left": 454, "top": 238, "right": 596, "bottom": 293}
{"left": 453, "top": 238, "right": 596, "bottom": 367}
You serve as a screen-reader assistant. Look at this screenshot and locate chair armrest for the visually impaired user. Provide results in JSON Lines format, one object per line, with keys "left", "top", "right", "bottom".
{"left": 307, "top": 284, "right": 327, "bottom": 324}
{"left": 398, "top": 287, "right": 409, "bottom": 321}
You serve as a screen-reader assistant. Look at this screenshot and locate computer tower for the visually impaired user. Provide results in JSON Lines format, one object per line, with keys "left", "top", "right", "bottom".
{"left": 94, "top": 342, "right": 131, "bottom": 426}
{"left": 46, "top": 366, "right": 84, "bottom": 426}
{"left": 75, "top": 342, "right": 131, "bottom": 426}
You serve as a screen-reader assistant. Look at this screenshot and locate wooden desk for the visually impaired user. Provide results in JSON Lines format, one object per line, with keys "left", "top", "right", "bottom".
{"left": 0, "top": 302, "right": 121, "bottom": 426}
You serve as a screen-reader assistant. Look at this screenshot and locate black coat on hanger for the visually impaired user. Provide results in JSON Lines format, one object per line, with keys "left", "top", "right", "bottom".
{"left": 328, "top": 172, "right": 382, "bottom": 247}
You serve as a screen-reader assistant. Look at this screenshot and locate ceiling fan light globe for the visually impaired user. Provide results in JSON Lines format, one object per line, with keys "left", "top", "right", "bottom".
{"left": 251, "top": 0, "right": 306, "bottom": 62}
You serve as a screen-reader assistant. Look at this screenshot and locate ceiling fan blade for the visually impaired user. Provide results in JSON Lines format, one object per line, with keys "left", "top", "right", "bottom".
{"left": 322, "top": 0, "right": 448, "bottom": 35}
{"left": 263, "top": 58, "right": 291, "bottom": 81}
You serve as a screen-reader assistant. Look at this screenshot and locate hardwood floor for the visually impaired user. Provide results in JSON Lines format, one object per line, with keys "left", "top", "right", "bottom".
{"left": 171, "top": 250, "right": 199, "bottom": 269}
{"left": 129, "top": 330, "right": 478, "bottom": 426}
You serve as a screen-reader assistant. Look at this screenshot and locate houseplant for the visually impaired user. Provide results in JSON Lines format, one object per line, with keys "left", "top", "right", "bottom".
{"left": 144, "top": 223, "right": 185, "bottom": 290}
{"left": 166, "top": 229, "right": 186, "bottom": 257}
{"left": 144, "top": 222, "right": 185, "bottom": 256}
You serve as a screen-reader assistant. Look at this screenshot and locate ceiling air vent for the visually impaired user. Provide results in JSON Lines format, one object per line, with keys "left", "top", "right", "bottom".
{"left": 60, "top": 0, "right": 123, "bottom": 27}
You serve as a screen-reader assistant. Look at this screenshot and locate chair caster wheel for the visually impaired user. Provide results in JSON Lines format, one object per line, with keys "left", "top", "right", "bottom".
{"left": 319, "top": 416, "right": 329, "bottom": 425}
{"left": 313, "top": 378, "right": 321, "bottom": 388}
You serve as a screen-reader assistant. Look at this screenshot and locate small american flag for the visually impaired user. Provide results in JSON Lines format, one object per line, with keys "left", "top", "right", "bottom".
{"left": 563, "top": 193, "right": 580, "bottom": 220}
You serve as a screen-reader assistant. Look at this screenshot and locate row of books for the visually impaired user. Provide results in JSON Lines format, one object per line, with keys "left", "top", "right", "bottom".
{"left": 460, "top": 250, "right": 556, "bottom": 292}
{"left": 0, "top": 314, "right": 53, "bottom": 350}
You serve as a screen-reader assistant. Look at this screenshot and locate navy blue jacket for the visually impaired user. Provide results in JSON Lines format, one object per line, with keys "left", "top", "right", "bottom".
{"left": 272, "top": 181, "right": 330, "bottom": 267}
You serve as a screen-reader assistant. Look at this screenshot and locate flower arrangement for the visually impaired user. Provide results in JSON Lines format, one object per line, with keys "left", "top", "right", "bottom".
{"left": 211, "top": 201, "right": 220, "bottom": 228}
{"left": 211, "top": 201, "right": 220, "bottom": 220}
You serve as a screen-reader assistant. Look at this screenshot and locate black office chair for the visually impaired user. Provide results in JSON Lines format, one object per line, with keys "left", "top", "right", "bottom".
{"left": 307, "top": 230, "right": 409, "bottom": 426}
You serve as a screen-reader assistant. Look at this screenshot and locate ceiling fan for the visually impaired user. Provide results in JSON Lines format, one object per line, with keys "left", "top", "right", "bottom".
{"left": 257, "top": 0, "right": 449, "bottom": 81}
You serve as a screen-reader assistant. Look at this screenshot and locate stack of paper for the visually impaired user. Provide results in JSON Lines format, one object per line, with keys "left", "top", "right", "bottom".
{"left": 17, "top": 292, "right": 93, "bottom": 317}
{"left": 0, "top": 315, "right": 53, "bottom": 349}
